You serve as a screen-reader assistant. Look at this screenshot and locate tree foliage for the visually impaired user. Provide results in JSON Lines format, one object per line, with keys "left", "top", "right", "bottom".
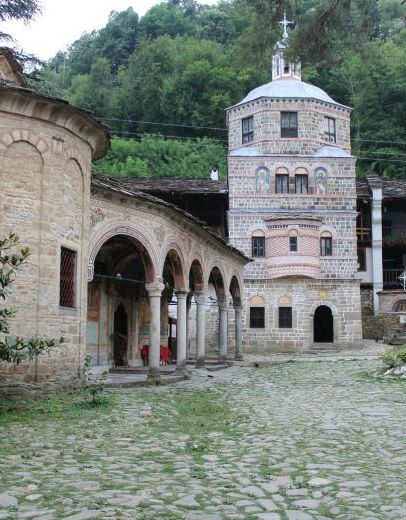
{"left": 0, "top": 233, "right": 59, "bottom": 364}
{"left": 31, "top": 0, "right": 405, "bottom": 179}
{"left": 93, "top": 135, "right": 227, "bottom": 179}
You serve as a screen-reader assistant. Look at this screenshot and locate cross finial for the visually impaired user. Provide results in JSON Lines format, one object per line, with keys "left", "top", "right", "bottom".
{"left": 279, "top": 12, "right": 293, "bottom": 40}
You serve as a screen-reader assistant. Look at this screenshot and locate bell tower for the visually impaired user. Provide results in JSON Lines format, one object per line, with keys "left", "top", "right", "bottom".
{"left": 271, "top": 13, "right": 301, "bottom": 81}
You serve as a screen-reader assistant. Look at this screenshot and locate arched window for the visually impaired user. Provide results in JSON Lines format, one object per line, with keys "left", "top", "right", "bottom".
{"left": 295, "top": 167, "right": 308, "bottom": 194}
{"left": 252, "top": 229, "right": 265, "bottom": 258}
{"left": 320, "top": 231, "right": 332, "bottom": 256}
{"left": 275, "top": 167, "right": 289, "bottom": 194}
{"left": 393, "top": 300, "right": 406, "bottom": 313}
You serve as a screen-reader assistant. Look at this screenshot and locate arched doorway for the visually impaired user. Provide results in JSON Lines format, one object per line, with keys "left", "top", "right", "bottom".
{"left": 114, "top": 303, "right": 128, "bottom": 366}
{"left": 87, "top": 233, "right": 154, "bottom": 368}
{"left": 313, "top": 305, "right": 333, "bottom": 343}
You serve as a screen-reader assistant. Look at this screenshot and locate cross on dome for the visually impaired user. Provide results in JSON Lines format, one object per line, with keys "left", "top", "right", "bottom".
{"left": 278, "top": 12, "right": 293, "bottom": 40}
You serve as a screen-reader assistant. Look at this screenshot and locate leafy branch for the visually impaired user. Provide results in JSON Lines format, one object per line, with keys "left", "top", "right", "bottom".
{"left": 0, "top": 232, "right": 60, "bottom": 365}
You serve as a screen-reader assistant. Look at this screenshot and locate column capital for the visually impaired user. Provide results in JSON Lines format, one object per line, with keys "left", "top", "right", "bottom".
{"left": 219, "top": 300, "right": 229, "bottom": 311}
{"left": 175, "top": 288, "right": 188, "bottom": 298}
{"left": 145, "top": 282, "right": 165, "bottom": 297}
{"left": 194, "top": 291, "right": 206, "bottom": 305}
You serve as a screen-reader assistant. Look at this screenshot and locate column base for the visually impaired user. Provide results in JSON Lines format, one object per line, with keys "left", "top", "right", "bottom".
{"left": 234, "top": 355, "right": 243, "bottom": 361}
{"left": 174, "top": 365, "right": 190, "bottom": 378}
{"left": 195, "top": 357, "right": 205, "bottom": 368}
{"left": 147, "top": 367, "right": 161, "bottom": 383}
{"left": 218, "top": 355, "right": 228, "bottom": 363}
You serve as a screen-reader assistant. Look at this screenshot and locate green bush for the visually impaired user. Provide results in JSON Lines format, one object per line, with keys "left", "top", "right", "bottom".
{"left": 380, "top": 348, "right": 406, "bottom": 369}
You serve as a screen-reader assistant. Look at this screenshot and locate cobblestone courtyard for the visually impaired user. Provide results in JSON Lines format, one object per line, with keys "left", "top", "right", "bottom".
{"left": 0, "top": 357, "right": 405, "bottom": 520}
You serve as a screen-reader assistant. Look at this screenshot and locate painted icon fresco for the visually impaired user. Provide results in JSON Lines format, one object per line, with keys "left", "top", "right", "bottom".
{"left": 256, "top": 167, "right": 270, "bottom": 194}
{"left": 314, "top": 167, "right": 328, "bottom": 194}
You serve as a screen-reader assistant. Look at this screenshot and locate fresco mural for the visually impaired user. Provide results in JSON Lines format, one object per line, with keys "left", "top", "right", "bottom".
{"left": 256, "top": 167, "right": 270, "bottom": 194}
{"left": 314, "top": 167, "right": 328, "bottom": 194}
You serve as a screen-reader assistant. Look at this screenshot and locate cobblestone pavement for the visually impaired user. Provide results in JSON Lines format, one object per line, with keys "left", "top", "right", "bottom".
{"left": 0, "top": 357, "right": 405, "bottom": 520}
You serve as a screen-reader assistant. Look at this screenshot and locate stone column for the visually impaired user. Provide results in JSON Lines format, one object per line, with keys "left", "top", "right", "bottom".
{"left": 145, "top": 282, "right": 164, "bottom": 381}
{"left": 175, "top": 289, "right": 188, "bottom": 374}
{"left": 369, "top": 178, "right": 383, "bottom": 314}
{"left": 234, "top": 305, "right": 243, "bottom": 360}
{"left": 218, "top": 300, "right": 229, "bottom": 362}
{"left": 195, "top": 292, "right": 206, "bottom": 368}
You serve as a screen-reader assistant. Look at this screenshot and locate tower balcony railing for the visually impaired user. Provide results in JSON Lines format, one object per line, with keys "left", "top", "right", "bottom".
{"left": 383, "top": 269, "right": 405, "bottom": 290}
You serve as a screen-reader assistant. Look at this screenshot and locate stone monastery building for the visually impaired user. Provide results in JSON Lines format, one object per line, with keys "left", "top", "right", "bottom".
{"left": 1, "top": 22, "right": 393, "bottom": 391}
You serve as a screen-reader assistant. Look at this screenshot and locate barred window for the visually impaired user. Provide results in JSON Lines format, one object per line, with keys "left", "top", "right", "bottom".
{"left": 295, "top": 174, "right": 308, "bottom": 194}
{"left": 324, "top": 116, "right": 336, "bottom": 143}
{"left": 279, "top": 307, "right": 292, "bottom": 328}
{"left": 289, "top": 236, "right": 298, "bottom": 252}
{"left": 320, "top": 237, "right": 332, "bottom": 256}
{"left": 242, "top": 116, "right": 254, "bottom": 143}
{"left": 250, "top": 307, "right": 265, "bottom": 328}
{"left": 60, "top": 247, "right": 76, "bottom": 308}
{"left": 281, "top": 111, "right": 298, "bottom": 138}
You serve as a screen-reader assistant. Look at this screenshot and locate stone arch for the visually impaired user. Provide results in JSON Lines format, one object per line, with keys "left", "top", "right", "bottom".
{"left": 319, "top": 225, "right": 337, "bottom": 239}
{"left": 159, "top": 238, "right": 187, "bottom": 282}
{"left": 188, "top": 258, "right": 204, "bottom": 293}
{"left": 246, "top": 223, "right": 267, "bottom": 237}
{"left": 1, "top": 140, "right": 44, "bottom": 318}
{"left": 88, "top": 222, "right": 158, "bottom": 282}
{"left": 393, "top": 299, "right": 406, "bottom": 313}
{"left": 229, "top": 275, "right": 242, "bottom": 306}
{"left": 162, "top": 247, "right": 186, "bottom": 290}
{"left": 208, "top": 265, "right": 226, "bottom": 301}
{"left": 0, "top": 129, "right": 48, "bottom": 155}
{"left": 309, "top": 300, "right": 338, "bottom": 317}
{"left": 64, "top": 147, "right": 87, "bottom": 175}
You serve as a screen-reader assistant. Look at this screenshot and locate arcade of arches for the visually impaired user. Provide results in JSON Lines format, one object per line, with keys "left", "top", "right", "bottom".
{"left": 87, "top": 186, "right": 247, "bottom": 381}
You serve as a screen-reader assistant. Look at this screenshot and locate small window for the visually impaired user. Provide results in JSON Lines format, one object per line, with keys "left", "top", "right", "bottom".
{"left": 250, "top": 307, "right": 265, "bottom": 328}
{"left": 295, "top": 174, "right": 308, "bottom": 194}
{"left": 276, "top": 174, "right": 289, "bottom": 194}
{"left": 324, "top": 116, "right": 336, "bottom": 143}
{"left": 242, "top": 116, "right": 254, "bottom": 144}
{"left": 60, "top": 247, "right": 76, "bottom": 308}
{"left": 252, "top": 235, "right": 265, "bottom": 258}
{"left": 279, "top": 307, "right": 292, "bottom": 328}
{"left": 281, "top": 111, "right": 298, "bottom": 138}
{"left": 320, "top": 237, "right": 332, "bottom": 256}
{"left": 357, "top": 248, "right": 366, "bottom": 271}
{"left": 289, "top": 236, "right": 298, "bottom": 252}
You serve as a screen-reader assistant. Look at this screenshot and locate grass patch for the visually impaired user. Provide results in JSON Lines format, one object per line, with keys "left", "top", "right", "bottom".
{"left": 0, "top": 388, "right": 116, "bottom": 425}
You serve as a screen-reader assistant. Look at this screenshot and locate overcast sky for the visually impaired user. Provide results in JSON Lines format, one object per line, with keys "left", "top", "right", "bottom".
{"left": 2, "top": 0, "right": 218, "bottom": 61}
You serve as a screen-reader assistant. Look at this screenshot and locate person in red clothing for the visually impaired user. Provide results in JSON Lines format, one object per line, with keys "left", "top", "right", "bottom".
{"left": 141, "top": 345, "right": 149, "bottom": 366}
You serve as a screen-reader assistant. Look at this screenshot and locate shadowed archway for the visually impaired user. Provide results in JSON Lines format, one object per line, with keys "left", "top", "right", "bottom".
{"left": 313, "top": 305, "right": 334, "bottom": 343}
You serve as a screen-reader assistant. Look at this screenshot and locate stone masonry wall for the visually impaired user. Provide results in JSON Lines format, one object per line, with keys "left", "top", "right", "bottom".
{"left": 227, "top": 98, "right": 351, "bottom": 154}
{"left": 242, "top": 279, "right": 362, "bottom": 352}
{"left": 0, "top": 111, "right": 93, "bottom": 390}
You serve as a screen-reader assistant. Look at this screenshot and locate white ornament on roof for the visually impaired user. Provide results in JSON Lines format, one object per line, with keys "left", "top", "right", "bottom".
{"left": 272, "top": 13, "right": 301, "bottom": 82}
{"left": 279, "top": 12, "right": 293, "bottom": 41}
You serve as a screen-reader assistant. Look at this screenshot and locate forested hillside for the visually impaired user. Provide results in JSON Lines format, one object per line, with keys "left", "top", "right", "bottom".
{"left": 33, "top": 0, "right": 406, "bottom": 179}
